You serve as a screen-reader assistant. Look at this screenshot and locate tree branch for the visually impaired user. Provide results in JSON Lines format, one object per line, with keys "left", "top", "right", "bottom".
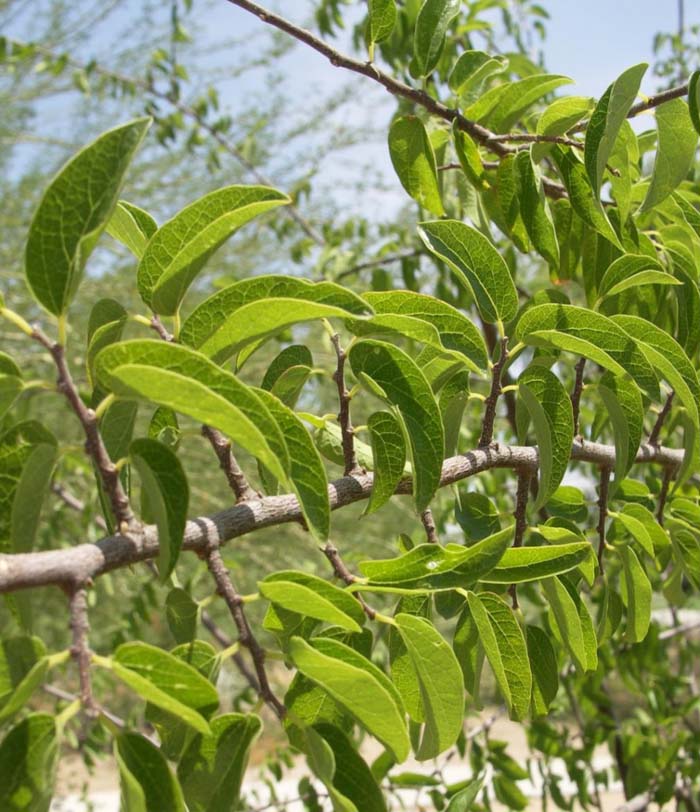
{"left": 509, "top": 467, "right": 532, "bottom": 608}
{"left": 333, "top": 249, "right": 423, "bottom": 283}
{"left": 648, "top": 390, "right": 675, "bottom": 446}
{"left": 597, "top": 466, "right": 611, "bottom": 575}
{"left": 67, "top": 585, "right": 95, "bottom": 717}
{"left": 570, "top": 358, "right": 586, "bottom": 437}
{"left": 330, "top": 331, "right": 360, "bottom": 475}
{"left": 322, "top": 542, "right": 376, "bottom": 620}
{"left": 420, "top": 508, "right": 439, "bottom": 544}
{"left": 479, "top": 336, "right": 509, "bottom": 447}
{"left": 223, "top": 0, "right": 569, "bottom": 201}
{"left": 205, "top": 545, "right": 285, "bottom": 718}
{"left": 32, "top": 328, "right": 133, "bottom": 527}
{"left": 0, "top": 439, "right": 683, "bottom": 595}
{"left": 201, "top": 425, "right": 258, "bottom": 501}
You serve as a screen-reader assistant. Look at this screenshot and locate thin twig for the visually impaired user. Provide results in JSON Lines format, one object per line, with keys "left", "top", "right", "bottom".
{"left": 150, "top": 315, "right": 174, "bottom": 342}
{"left": 32, "top": 327, "right": 133, "bottom": 527}
{"left": 330, "top": 331, "right": 360, "bottom": 475}
{"left": 334, "top": 249, "right": 423, "bottom": 282}
{"left": 201, "top": 425, "right": 258, "bottom": 501}
{"left": 571, "top": 358, "right": 586, "bottom": 437}
{"left": 322, "top": 542, "right": 376, "bottom": 620}
{"left": 648, "top": 391, "right": 675, "bottom": 447}
{"left": 479, "top": 336, "right": 509, "bottom": 447}
{"left": 657, "top": 466, "right": 674, "bottom": 525}
{"left": 420, "top": 508, "right": 439, "bottom": 544}
{"left": 67, "top": 585, "right": 96, "bottom": 718}
{"left": 597, "top": 466, "right": 611, "bottom": 575}
{"left": 509, "top": 467, "right": 532, "bottom": 608}
{"left": 223, "top": 0, "right": 569, "bottom": 201}
{"left": 206, "top": 545, "right": 285, "bottom": 718}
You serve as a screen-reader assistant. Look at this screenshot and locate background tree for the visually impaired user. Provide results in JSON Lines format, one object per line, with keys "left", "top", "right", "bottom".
{"left": 1, "top": 1, "right": 700, "bottom": 810}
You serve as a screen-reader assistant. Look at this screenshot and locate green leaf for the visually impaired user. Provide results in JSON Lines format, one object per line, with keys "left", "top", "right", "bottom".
{"left": 10, "top": 442, "right": 57, "bottom": 554}
{"left": 514, "top": 149, "right": 559, "bottom": 267}
{"left": 261, "top": 345, "right": 313, "bottom": 407}
{"left": 107, "top": 641, "right": 218, "bottom": 735}
{"left": 349, "top": 339, "right": 444, "bottom": 512}
{"left": 534, "top": 96, "right": 594, "bottom": 161}
{"left": 25, "top": 117, "right": 150, "bottom": 315}
{"left": 0, "top": 656, "right": 50, "bottom": 725}
{"left": 689, "top": 70, "right": 700, "bottom": 135}
{"left": 445, "top": 776, "right": 485, "bottom": 812}
{"left": 366, "top": 411, "right": 406, "bottom": 515}
{"left": 466, "top": 75, "right": 572, "bottom": 133}
{"left": 517, "top": 366, "right": 573, "bottom": 509}
{"left": 597, "top": 254, "right": 669, "bottom": 302}
{"left": 613, "top": 512, "right": 655, "bottom": 560}
{"left": 130, "top": 438, "right": 188, "bottom": 579}
{"left": 177, "top": 713, "right": 262, "bottom": 812}
{"left": 253, "top": 388, "right": 330, "bottom": 539}
{"left": 597, "top": 371, "right": 643, "bottom": 489}
{"left": 619, "top": 546, "right": 652, "bottom": 643}
{"left": 546, "top": 486, "right": 588, "bottom": 523}
{"left": 551, "top": 147, "right": 622, "bottom": 248}
{"left": 466, "top": 592, "right": 531, "bottom": 720}
{"left": 367, "top": 0, "right": 396, "bottom": 57}
{"left": 359, "top": 526, "right": 512, "bottom": 592}
{"left": 448, "top": 50, "right": 508, "bottom": 95}
{"left": 259, "top": 571, "right": 364, "bottom": 632}
{"left": 453, "top": 123, "right": 488, "bottom": 191}
{"left": 0, "top": 714, "right": 57, "bottom": 812}
{"left": 611, "top": 315, "right": 700, "bottom": 471}
{"left": 515, "top": 304, "right": 658, "bottom": 397}
{"left": 316, "top": 724, "right": 387, "bottom": 812}
{"left": 0, "top": 376, "right": 23, "bottom": 421}
{"left": 95, "top": 340, "right": 289, "bottom": 484}
{"left": 180, "top": 275, "right": 371, "bottom": 363}
{"left": 0, "top": 352, "right": 21, "bottom": 378}
{"left": 116, "top": 732, "right": 185, "bottom": 812}
{"left": 453, "top": 601, "right": 484, "bottom": 701}
{"left": 165, "top": 588, "right": 199, "bottom": 644}
{"left": 0, "top": 637, "right": 46, "bottom": 712}
{"left": 86, "top": 298, "right": 128, "bottom": 388}
{"left": 361, "top": 290, "right": 489, "bottom": 373}
{"left": 584, "top": 63, "right": 647, "bottom": 196}
{"left": 137, "top": 185, "right": 289, "bottom": 314}
{"left": 413, "top": 0, "right": 459, "bottom": 76}
{"left": 455, "top": 491, "right": 500, "bottom": 542}
{"left": 149, "top": 407, "right": 180, "bottom": 449}
{"left": 394, "top": 614, "right": 464, "bottom": 759}
{"left": 295, "top": 725, "right": 359, "bottom": 812}
{"left": 388, "top": 116, "right": 444, "bottom": 216}
{"left": 389, "top": 594, "right": 431, "bottom": 721}
{"left": 106, "top": 200, "right": 158, "bottom": 258}
{"left": 418, "top": 220, "right": 518, "bottom": 324}
{"left": 482, "top": 541, "right": 592, "bottom": 584}
{"left": 314, "top": 420, "right": 377, "bottom": 472}
{"left": 526, "top": 626, "right": 559, "bottom": 716}
{"left": 620, "top": 503, "right": 670, "bottom": 560}
{"left": 542, "top": 577, "right": 596, "bottom": 672}
{"left": 289, "top": 636, "right": 410, "bottom": 761}
{"left": 439, "top": 370, "right": 469, "bottom": 456}
{"left": 640, "top": 98, "right": 698, "bottom": 212}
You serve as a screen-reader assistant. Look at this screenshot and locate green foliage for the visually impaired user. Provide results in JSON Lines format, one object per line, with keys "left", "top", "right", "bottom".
{"left": 4, "top": 2, "right": 700, "bottom": 808}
